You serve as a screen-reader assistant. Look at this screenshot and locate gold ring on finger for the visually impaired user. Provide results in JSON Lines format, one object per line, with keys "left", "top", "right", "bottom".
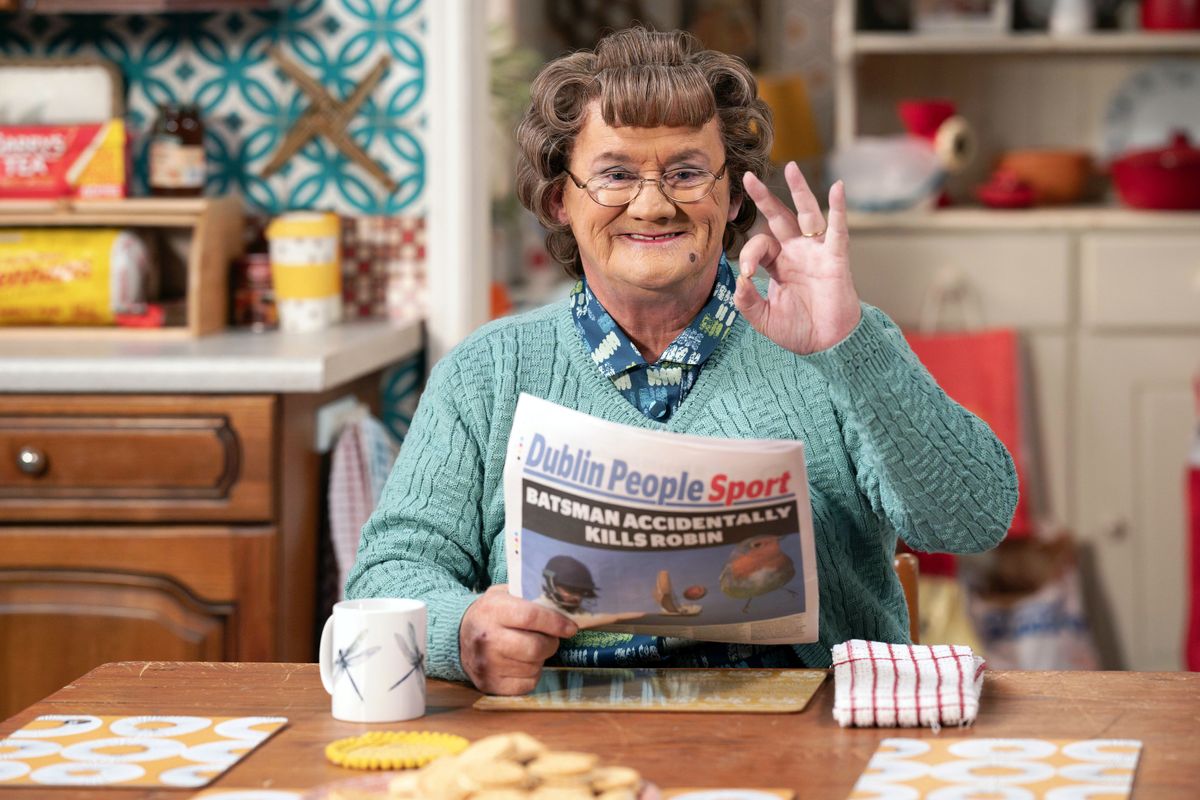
{"left": 800, "top": 228, "right": 826, "bottom": 238}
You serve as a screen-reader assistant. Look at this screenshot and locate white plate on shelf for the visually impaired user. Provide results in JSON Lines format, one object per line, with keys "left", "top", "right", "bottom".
{"left": 1101, "top": 59, "right": 1200, "bottom": 162}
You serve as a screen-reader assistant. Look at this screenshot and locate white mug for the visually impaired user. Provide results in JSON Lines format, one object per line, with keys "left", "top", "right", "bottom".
{"left": 318, "top": 598, "right": 427, "bottom": 722}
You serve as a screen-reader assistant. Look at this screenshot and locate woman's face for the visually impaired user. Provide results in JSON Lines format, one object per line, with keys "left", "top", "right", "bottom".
{"left": 555, "top": 101, "right": 740, "bottom": 302}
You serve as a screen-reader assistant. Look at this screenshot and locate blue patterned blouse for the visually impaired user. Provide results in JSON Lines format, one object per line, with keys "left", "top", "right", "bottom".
{"left": 561, "top": 253, "right": 806, "bottom": 669}
{"left": 570, "top": 253, "right": 739, "bottom": 423}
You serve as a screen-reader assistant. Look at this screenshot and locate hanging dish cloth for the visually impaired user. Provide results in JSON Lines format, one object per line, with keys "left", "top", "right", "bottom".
{"left": 329, "top": 410, "right": 400, "bottom": 598}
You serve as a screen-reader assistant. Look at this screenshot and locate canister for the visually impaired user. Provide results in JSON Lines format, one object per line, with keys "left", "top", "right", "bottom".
{"left": 266, "top": 212, "right": 342, "bottom": 332}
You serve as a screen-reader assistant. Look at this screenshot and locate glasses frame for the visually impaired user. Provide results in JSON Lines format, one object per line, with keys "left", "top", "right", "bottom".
{"left": 563, "top": 162, "right": 728, "bottom": 207}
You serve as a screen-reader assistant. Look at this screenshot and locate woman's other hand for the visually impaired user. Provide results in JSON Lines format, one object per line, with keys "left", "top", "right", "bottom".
{"left": 459, "top": 584, "right": 578, "bottom": 695}
{"left": 734, "top": 162, "right": 862, "bottom": 355}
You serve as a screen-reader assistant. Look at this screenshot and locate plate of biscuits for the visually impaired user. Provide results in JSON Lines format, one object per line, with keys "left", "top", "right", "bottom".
{"left": 304, "top": 732, "right": 656, "bottom": 800}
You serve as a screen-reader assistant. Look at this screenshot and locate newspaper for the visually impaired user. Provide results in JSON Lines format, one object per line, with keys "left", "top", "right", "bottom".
{"left": 504, "top": 393, "right": 819, "bottom": 645}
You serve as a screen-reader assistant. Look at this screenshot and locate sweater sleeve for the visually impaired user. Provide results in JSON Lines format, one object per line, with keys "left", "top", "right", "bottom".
{"left": 344, "top": 356, "right": 486, "bottom": 682}
{"left": 802, "top": 303, "right": 1019, "bottom": 554}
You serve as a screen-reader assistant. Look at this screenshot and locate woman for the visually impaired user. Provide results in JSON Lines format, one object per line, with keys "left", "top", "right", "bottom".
{"left": 347, "top": 28, "right": 1017, "bottom": 695}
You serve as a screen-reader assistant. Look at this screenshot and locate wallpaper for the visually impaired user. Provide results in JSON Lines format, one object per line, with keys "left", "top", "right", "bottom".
{"left": 0, "top": 0, "right": 426, "bottom": 216}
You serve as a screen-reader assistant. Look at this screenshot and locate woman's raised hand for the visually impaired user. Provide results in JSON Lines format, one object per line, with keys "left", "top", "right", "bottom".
{"left": 733, "top": 162, "right": 862, "bottom": 356}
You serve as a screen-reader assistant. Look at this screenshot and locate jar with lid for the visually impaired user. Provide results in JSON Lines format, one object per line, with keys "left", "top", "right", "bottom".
{"left": 148, "top": 103, "right": 206, "bottom": 197}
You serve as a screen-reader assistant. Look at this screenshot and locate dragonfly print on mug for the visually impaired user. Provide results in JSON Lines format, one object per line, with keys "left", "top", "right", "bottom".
{"left": 319, "top": 598, "right": 428, "bottom": 722}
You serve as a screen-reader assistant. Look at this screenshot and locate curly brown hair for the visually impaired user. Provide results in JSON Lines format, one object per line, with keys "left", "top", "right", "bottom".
{"left": 515, "top": 27, "right": 773, "bottom": 278}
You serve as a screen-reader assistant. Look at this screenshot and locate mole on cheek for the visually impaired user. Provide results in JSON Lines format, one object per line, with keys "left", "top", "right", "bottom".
{"left": 689, "top": 253, "right": 697, "bottom": 263}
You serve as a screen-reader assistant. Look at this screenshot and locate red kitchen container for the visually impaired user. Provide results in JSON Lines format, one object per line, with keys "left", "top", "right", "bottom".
{"left": 1109, "top": 131, "right": 1200, "bottom": 210}
{"left": 1142, "top": 0, "right": 1200, "bottom": 30}
{"left": 897, "top": 99, "right": 956, "bottom": 142}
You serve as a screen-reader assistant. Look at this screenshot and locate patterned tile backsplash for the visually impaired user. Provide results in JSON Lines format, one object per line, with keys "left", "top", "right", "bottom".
{"left": 0, "top": 0, "right": 426, "bottom": 216}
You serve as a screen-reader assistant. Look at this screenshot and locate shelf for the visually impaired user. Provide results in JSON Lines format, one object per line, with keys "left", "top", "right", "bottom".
{"left": 846, "top": 206, "right": 1200, "bottom": 231}
{"left": 850, "top": 31, "right": 1200, "bottom": 55}
{"left": 0, "top": 196, "right": 244, "bottom": 337}
{"left": 0, "top": 197, "right": 218, "bottom": 227}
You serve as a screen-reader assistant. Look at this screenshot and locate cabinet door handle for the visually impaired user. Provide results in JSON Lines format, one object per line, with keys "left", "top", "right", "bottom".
{"left": 1107, "top": 519, "right": 1128, "bottom": 542}
{"left": 17, "top": 445, "right": 48, "bottom": 477}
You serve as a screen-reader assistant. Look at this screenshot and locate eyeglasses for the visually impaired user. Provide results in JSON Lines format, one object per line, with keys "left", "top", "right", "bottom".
{"left": 564, "top": 163, "right": 727, "bottom": 207}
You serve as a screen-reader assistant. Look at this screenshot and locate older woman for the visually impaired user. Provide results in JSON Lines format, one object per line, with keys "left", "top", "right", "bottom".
{"left": 347, "top": 28, "right": 1017, "bottom": 695}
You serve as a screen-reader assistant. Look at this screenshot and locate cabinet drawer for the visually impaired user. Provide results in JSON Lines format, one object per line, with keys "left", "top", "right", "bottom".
{"left": 1082, "top": 234, "right": 1200, "bottom": 330}
{"left": 0, "top": 395, "right": 275, "bottom": 522}
{"left": 849, "top": 232, "right": 1071, "bottom": 329}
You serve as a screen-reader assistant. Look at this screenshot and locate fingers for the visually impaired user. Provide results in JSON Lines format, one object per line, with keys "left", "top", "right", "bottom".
{"left": 785, "top": 161, "right": 827, "bottom": 238}
{"left": 742, "top": 170, "right": 800, "bottom": 243}
{"left": 460, "top": 586, "right": 578, "bottom": 695}
{"left": 733, "top": 270, "right": 769, "bottom": 335}
{"left": 736, "top": 232, "right": 780, "bottom": 282}
{"left": 826, "top": 179, "right": 849, "bottom": 251}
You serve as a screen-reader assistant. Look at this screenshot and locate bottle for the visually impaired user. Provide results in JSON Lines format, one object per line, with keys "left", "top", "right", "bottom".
{"left": 148, "top": 103, "right": 206, "bottom": 197}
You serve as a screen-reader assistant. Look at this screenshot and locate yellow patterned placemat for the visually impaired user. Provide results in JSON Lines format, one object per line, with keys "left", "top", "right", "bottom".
{"left": 0, "top": 714, "right": 287, "bottom": 789}
{"left": 190, "top": 786, "right": 793, "bottom": 800}
{"left": 849, "top": 737, "right": 1142, "bottom": 798}
{"left": 474, "top": 668, "right": 826, "bottom": 713}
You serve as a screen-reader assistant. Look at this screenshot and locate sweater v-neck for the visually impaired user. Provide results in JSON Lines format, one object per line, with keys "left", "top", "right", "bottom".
{"left": 555, "top": 295, "right": 752, "bottom": 433}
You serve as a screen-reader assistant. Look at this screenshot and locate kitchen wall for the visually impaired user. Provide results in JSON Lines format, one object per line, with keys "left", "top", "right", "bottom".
{"left": 0, "top": 0, "right": 425, "bottom": 216}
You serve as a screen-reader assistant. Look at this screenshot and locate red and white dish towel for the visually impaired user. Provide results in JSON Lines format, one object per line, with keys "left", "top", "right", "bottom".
{"left": 832, "top": 639, "right": 985, "bottom": 730}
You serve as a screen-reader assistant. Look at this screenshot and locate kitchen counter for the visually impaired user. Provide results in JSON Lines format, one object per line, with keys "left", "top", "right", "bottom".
{"left": 0, "top": 319, "right": 422, "bottom": 393}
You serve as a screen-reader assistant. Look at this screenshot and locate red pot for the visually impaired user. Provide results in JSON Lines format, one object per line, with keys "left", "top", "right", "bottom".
{"left": 1142, "top": 0, "right": 1200, "bottom": 29}
{"left": 1110, "top": 131, "right": 1200, "bottom": 210}
{"left": 897, "top": 99, "right": 956, "bottom": 142}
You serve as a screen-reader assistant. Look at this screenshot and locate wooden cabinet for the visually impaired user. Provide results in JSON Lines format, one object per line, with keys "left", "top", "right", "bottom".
{"left": 0, "top": 395, "right": 273, "bottom": 522}
{"left": 0, "top": 364, "right": 398, "bottom": 719}
{"left": 0, "top": 395, "right": 279, "bottom": 718}
{"left": 851, "top": 218, "right": 1200, "bottom": 669}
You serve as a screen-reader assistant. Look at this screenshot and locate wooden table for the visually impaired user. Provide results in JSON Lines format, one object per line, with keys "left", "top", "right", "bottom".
{"left": 1, "top": 662, "right": 1197, "bottom": 799}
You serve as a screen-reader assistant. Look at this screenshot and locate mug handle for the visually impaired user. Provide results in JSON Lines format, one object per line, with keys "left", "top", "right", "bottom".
{"left": 318, "top": 615, "right": 335, "bottom": 695}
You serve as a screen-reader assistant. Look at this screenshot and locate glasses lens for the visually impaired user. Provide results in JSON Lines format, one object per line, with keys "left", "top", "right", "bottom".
{"left": 664, "top": 169, "right": 715, "bottom": 202}
{"left": 588, "top": 174, "right": 637, "bottom": 207}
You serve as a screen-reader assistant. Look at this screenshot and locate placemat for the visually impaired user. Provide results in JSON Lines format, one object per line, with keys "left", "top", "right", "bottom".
{"left": 191, "top": 785, "right": 794, "bottom": 800}
{"left": 849, "top": 737, "right": 1142, "bottom": 798}
{"left": 474, "top": 668, "right": 826, "bottom": 713}
{"left": 0, "top": 714, "right": 287, "bottom": 789}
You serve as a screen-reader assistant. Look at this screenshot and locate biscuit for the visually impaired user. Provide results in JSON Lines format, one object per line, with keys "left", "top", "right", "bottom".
{"left": 458, "top": 734, "right": 518, "bottom": 765}
{"left": 508, "top": 732, "right": 548, "bottom": 763}
{"left": 528, "top": 786, "right": 596, "bottom": 800}
{"left": 460, "top": 759, "right": 529, "bottom": 791}
{"left": 589, "top": 767, "right": 641, "bottom": 793}
{"left": 528, "top": 752, "right": 600, "bottom": 779}
{"left": 471, "top": 791, "right": 532, "bottom": 800}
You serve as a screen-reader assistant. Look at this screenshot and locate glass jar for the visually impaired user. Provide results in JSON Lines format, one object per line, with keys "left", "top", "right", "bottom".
{"left": 148, "top": 103, "right": 206, "bottom": 197}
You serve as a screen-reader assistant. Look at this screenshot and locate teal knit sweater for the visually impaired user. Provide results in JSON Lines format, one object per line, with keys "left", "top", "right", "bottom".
{"left": 346, "top": 300, "right": 1018, "bottom": 680}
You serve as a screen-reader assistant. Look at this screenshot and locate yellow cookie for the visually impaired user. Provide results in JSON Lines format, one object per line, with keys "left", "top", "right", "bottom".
{"left": 471, "top": 791, "right": 532, "bottom": 800}
{"left": 419, "top": 757, "right": 470, "bottom": 800}
{"left": 528, "top": 752, "right": 600, "bottom": 780}
{"left": 459, "top": 760, "right": 529, "bottom": 791}
{"left": 508, "top": 732, "right": 548, "bottom": 763}
{"left": 459, "top": 734, "right": 518, "bottom": 765}
{"left": 589, "top": 767, "right": 641, "bottom": 793}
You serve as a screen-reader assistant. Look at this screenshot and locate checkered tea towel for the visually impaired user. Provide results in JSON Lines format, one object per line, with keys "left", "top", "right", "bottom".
{"left": 831, "top": 639, "right": 986, "bottom": 730}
